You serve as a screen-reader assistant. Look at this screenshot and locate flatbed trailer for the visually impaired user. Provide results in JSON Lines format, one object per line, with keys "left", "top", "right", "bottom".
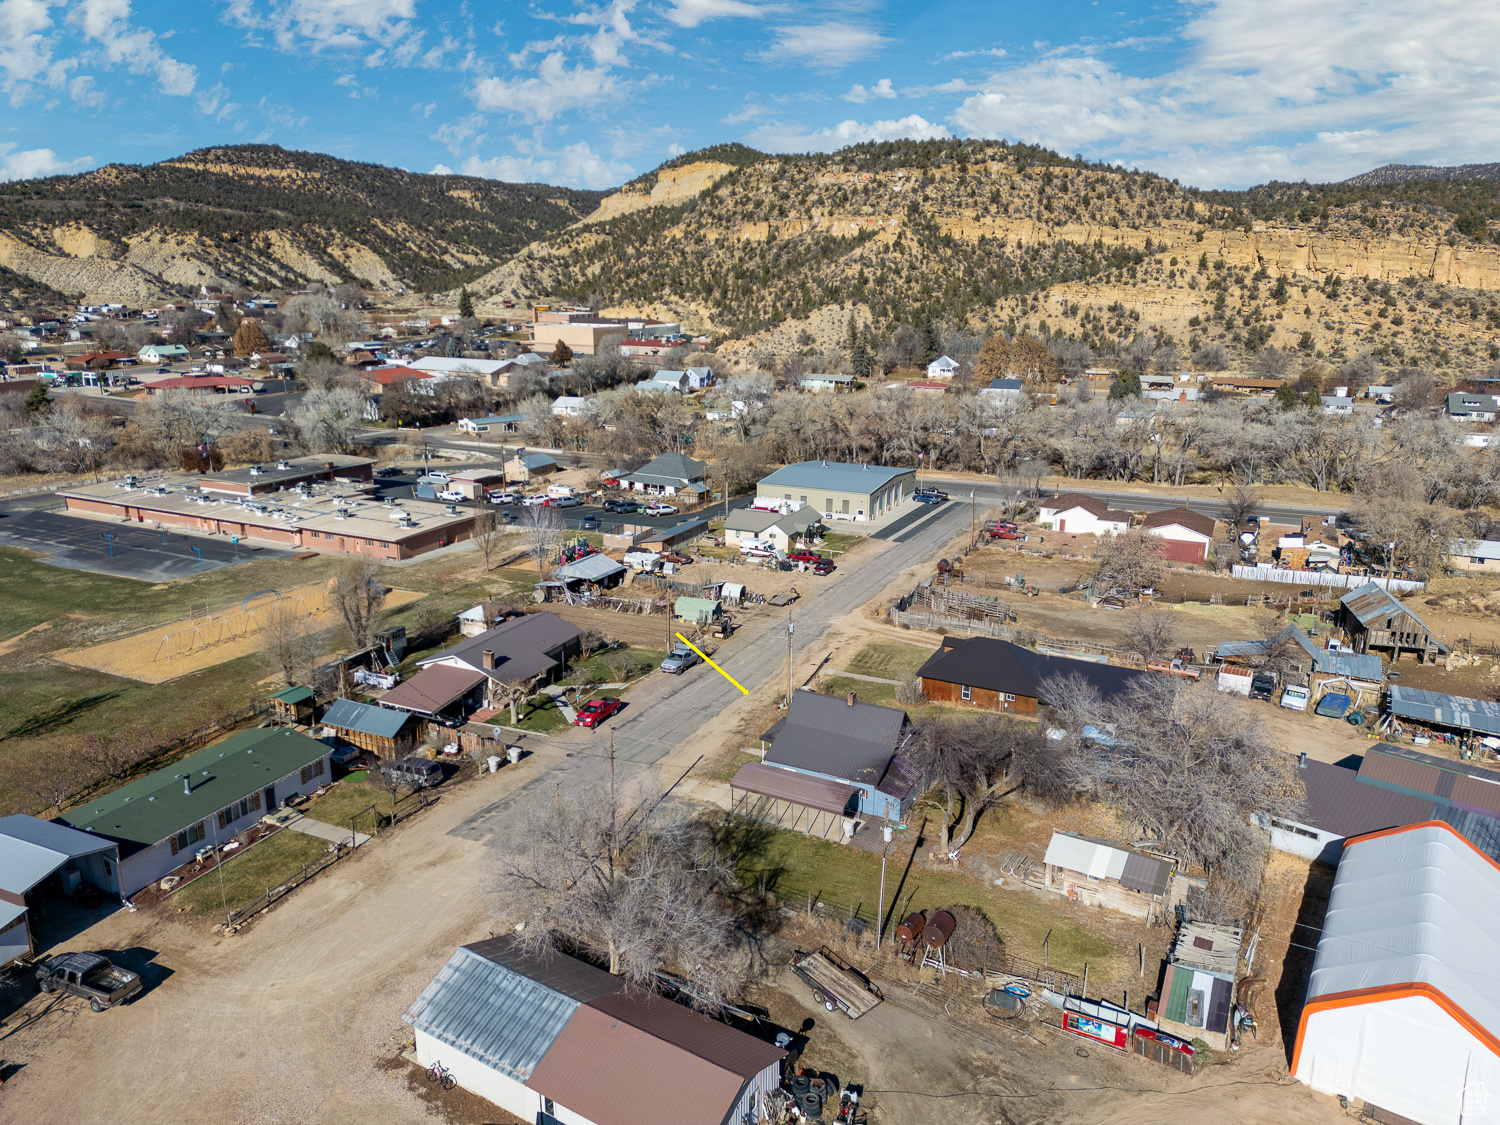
{"left": 792, "top": 948, "right": 883, "bottom": 1019}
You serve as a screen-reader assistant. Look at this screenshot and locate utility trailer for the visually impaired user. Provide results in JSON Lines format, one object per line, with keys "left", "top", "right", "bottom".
{"left": 792, "top": 948, "right": 883, "bottom": 1019}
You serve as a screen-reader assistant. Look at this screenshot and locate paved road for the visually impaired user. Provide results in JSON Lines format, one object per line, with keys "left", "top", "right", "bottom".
{"left": 0, "top": 506, "right": 291, "bottom": 579}
{"left": 924, "top": 476, "right": 1347, "bottom": 525}
{"left": 450, "top": 499, "right": 972, "bottom": 845}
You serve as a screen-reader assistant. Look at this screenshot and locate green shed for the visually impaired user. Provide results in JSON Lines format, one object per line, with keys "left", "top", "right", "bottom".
{"left": 673, "top": 597, "right": 722, "bottom": 625}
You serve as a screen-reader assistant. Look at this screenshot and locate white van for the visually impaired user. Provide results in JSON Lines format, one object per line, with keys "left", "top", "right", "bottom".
{"left": 739, "top": 537, "right": 775, "bottom": 557}
{"left": 546, "top": 484, "right": 579, "bottom": 498}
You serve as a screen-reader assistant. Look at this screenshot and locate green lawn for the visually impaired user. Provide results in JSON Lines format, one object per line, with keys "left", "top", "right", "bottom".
{"left": 842, "top": 639, "right": 934, "bottom": 681}
{"left": 819, "top": 675, "right": 897, "bottom": 708}
{"left": 173, "top": 829, "right": 332, "bottom": 916}
{"left": 723, "top": 821, "right": 1116, "bottom": 978}
{"left": 817, "top": 532, "right": 863, "bottom": 554}
{"left": 302, "top": 776, "right": 395, "bottom": 831}
{"left": 493, "top": 693, "right": 569, "bottom": 733}
{"left": 563, "top": 645, "right": 664, "bottom": 687}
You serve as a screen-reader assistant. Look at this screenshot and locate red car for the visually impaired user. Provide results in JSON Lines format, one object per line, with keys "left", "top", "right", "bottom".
{"left": 786, "top": 550, "right": 827, "bottom": 565}
{"left": 990, "top": 529, "right": 1027, "bottom": 541}
{"left": 573, "top": 697, "right": 623, "bottom": 728}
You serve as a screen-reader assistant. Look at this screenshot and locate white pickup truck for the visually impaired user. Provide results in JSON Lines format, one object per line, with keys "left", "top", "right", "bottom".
{"left": 1280, "top": 683, "right": 1310, "bottom": 711}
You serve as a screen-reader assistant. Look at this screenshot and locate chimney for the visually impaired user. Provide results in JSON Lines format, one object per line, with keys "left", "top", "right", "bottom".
{"left": 847, "top": 691, "right": 857, "bottom": 707}
{"left": 1299, "top": 752, "right": 1307, "bottom": 769}
{"left": 482, "top": 649, "right": 496, "bottom": 670}
{"left": 183, "top": 775, "right": 192, "bottom": 795}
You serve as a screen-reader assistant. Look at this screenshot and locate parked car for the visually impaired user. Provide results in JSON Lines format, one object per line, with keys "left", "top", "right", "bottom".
{"left": 1249, "top": 672, "right": 1278, "bottom": 701}
{"left": 375, "top": 467, "right": 402, "bottom": 477}
{"left": 545, "top": 496, "right": 582, "bottom": 507}
{"left": 574, "top": 697, "right": 624, "bottom": 728}
{"left": 660, "top": 644, "right": 702, "bottom": 675}
{"left": 786, "top": 550, "right": 827, "bottom": 566}
{"left": 487, "top": 490, "right": 519, "bottom": 504}
{"left": 812, "top": 560, "right": 836, "bottom": 576}
{"left": 437, "top": 489, "right": 467, "bottom": 503}
{"left": 426, "top": 471, "right": 452, "bottom": 483}
{"left": 644, "top": 502, "right": 678, "bottom": 516}
{"left": 36, "top": 952, "right": 142, "bottom": 1012}
{"left": 603, "top": 499, "right": 639, "bottom": 513}
{"left": 331, "top": 744, "right": 364, "bottom": 767}
{"left": 520, "top": 494, "right": 550, "bottom": 507}
{"left": 990, "top": 529, "right": 1027, "bottom": 541}
{"left": 1280, "top": 683, "right": 1310, "bottom": 711}
{"left": 581, "top": 514, "right": 598, "bottom": 528}
{"left": 914, "top": 487, "right": 948, "bottom": 504}
{"left": 382, "top": 756, "right": 443, "bottom": 788}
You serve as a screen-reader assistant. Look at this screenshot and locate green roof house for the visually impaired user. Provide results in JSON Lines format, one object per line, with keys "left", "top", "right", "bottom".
{"left": 59, "top": 728, "right": 331, "bottom": 897}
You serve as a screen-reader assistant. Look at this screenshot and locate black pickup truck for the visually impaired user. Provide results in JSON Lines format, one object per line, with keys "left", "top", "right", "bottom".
{"left": 37, "top": 952, "right": 142, "bottom": 1012}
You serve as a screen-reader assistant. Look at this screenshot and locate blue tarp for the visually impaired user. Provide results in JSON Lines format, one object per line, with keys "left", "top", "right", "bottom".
{"left": 1316, "top": 692, "right": 1352, "bottom": 718}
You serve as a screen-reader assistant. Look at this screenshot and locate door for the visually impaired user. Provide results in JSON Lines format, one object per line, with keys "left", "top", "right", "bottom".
{"left": 1058, "top": 519, "right": 1066, "bottom": 532}
{"left": 263, "top": 785, "right": 276, "bottom": 810}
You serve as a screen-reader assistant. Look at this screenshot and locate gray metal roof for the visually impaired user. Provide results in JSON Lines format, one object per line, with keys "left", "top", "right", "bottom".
{"left": 550, "top": 553, "right": 626, "bottom": 583}
{"left": 421, "top": 612, "right": 582, "bottom": 685}
{"left": 1339, "top": 583, "right": 1441, "bottom": 644}
{"left": 1454, "top": 539, "right": 1500, "bottom": 562}
{"left": 762, "top": 690, "right": 906, "bottom": 785}
{"left": 1388, "top": 685, "right": 1500, "bottom": 736}
{"left": 1216, "top": 639, "right": 1270, "bottom": 659}
{"left": 0, "top": 815, "right": 118, "bottom": 896}
{"left": 401, "top": 945, "right": 582, "bottom": 1080}
{"left": 758, "top": 461, "right": 913, "bottom": 494}
{"left": 621, "top": 451, "right": 707, "bottom": 488}
{"left": 320, "top": 697, "right": 412, "bottom": 739}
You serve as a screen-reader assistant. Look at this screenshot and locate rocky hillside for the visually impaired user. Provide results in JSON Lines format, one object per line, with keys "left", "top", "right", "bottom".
{"left": 1344, "top": 163, "right": 1500, "bottom": 187}
{"left": 473, "top": 139, "right": 1500, "bottom": 373}
{"left": 0, "top": 145, "right": 603, "bottom": 302}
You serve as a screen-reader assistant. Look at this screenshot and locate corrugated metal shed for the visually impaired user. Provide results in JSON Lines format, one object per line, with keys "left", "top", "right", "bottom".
{"left": 1388, "top": 686, "right": 1500, "bottom": 736}
{"left": 320, "top": 698, "right": 412, "bottom": 739}
{"left": 0, "top": 815, "right": 118, "bottom": 896}
{"left": 551, "top": 554, "right": 626, "bottom": 583}
{"left": 1340, "top": 583, "right": 1439, "bottom": 639}
{"left": 400, "top": 946, "right": 581, "bottom": 1080}
{"left": 672, "top": 596, "right": 721, "bottom": 623}
{"left": 730, "top": 762, "right": 858, "bottom": 816}
{"left": 1215, "top": 639, "right": 1270, "bottom": 659}
{"left": 1043, "top": 831, "right": 1172, "bottom": 894}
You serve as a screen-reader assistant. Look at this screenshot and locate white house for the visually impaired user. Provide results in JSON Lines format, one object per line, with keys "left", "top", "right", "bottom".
{"left": 1294, "top": 821, "right": 1500, "bottom": 1125}
{"left": 457, "top": 414, "right": 523, "bottom": 435}
{"left": 57, "top": 728, "right": 331, "bottom": 897}
{"left": 927, "top": 355, "right": 961, "bottom": 379}
{"left": 980, "top": 377, "right": 1024, "bottom": 400}
{"left": 645, "top": 369, "right": 689, "bottom": 392}
{"left": 1140, "top": 506, "right": 1215, "bottom": 563}
{"left": 1321, "top": 395, "right": 1355, "bottom": 417}
{"left": 138, "top": 344, "right": 190, "bottom": 363}
{"left": 1037, "top": 493, "right": 1132, "bottom": 535}
{"left": 551, "top": 395, "right": 591, "bottom": 418}
{"left": 684, "top": 365, "right": 714, "bottom": 389}
{"left": 801, "top": 373, "right": 855, "bottom": 392}
{"left": 404, "top": 936, "right": 785, "bottom": 1125}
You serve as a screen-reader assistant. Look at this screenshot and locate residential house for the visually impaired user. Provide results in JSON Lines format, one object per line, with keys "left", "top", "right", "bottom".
{"left": 503, "top": 450, "right": 558, "bottom": 484}
{"left": 377, "top": 665, "right": 488, "bottom": 723}
{"left": 319, "top": 697, "right": 425, "bottom": 760}
{"left": 732, "top": 689, "right": 920, "bottom": 840}
{"left": 1156, "top": 921, "right": 1242, "bottom": 1051}
{"left": 1338, "top": 582, "right": 1448, "bottom": 663}
{"left": 980, "top": 377, "right": 1024, "bottom": 400}
{"left": 0, "top": 816, "right": 122, "bottom": 967}
{"left": 267, "top": 685, "right": 316, "bottom": 725}
{"left": 403, "top": 935, "right": 785, "bottom": 1125}
{"left": 1448, "top": 391, "right": 1499, "bottom": 422}
{"left": 1451, "top": 538, "right": 1500, "bottom": 572}
{"left": 800, "top": 373, "right": 856, "bottom": 392}
{"left": 1037, "top": 493, "right": 1132, "bottom": 536}
{"left": 1039, "top": 831, "right": 1174, "bottom": 921}
{"left": 417, "top": 612, "right": 583, "bottom": 705}
{"left": 455, "top": 601, "right": 522, "bottom": 638}
{"left": 1321, "top": 394, "right": 1355, "bottom": 416}
{"left": 1293, "top": 821, "right": 1500, "bottom": 1123}
{"left": 722, "top": 506, "right": 821, "bottom": 552}
{"left": 1140, "top": 507, "right": 1216, "bottom": 563}
{"left": 443, "top": 469, "right": 506, "bottom": 500}
{"left": 1265, "top": 745, "right": 1500, "bottom": 865}
{"left": 551, "top": 396, "right": 591, "bottom": 418}
{"left": 684, "top": 365, "right": 714, "bottom": 389}
{"left": 756, "top": 461, "right": 915, "bottom": 522}
{"left": 916, "top": 636, "right": 1142, "bottom": 715}
{"left": 927, "top": 355, "right": 961, "bottom": 379}
{"left": 644, "top": 369, "right": 689, "bottom": 393}
{"left": 619, "top": 451, "right": 709, "bottom": 500}
{"left": 456, "top": 414, "right": 523, "bottom": 436}
{"left": 138, "top": 344, "right": 190, "bottom": 363}
{"left": 57, "top": 728, "right": 331, "bottom": 896}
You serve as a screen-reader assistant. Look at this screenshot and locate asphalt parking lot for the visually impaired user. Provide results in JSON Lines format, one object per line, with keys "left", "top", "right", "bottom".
{"left": 0, "top": 508, "right": 291, "bottom": 580}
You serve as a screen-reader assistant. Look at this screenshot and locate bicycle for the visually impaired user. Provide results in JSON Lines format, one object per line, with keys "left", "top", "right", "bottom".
{"left": 426, "top": 1060, "right": 457, "bottom": 1091}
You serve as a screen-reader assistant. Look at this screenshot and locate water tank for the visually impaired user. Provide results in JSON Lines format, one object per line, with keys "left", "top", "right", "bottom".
{"left": 895, "top": 911, "right": 927, "bottom": 944}
{"left": 921, "top": 909, "right": 956, "bottom": 949}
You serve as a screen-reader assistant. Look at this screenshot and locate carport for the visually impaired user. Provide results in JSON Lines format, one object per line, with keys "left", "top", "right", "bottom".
{"left": 729, "top": 762, "right": 858, "bottom": 841}
{"left": 0, "top": 815, "right": 123, "bottom": 966}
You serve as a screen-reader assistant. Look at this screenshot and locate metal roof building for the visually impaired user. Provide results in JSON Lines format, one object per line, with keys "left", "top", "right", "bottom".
{"left": 550, "top": 553, "right": 627, "bottom": 584}
{"left": 1042, "top": 832, "right": 1173, "bottom": 896}
{"left": 1294, "top": 822, "right": 1500, "bottom": 1124}
{"left": 0, "top": 815, "right": 122, "bottom": 967}
{"left": 756, "top": 461, "right": 916, "bottom": 523}
{"left": 403, "top": 936, "right": 784, "bottom": 1125}
{"left": 1388, "top": 685, "right": 1500, "bottom": 738}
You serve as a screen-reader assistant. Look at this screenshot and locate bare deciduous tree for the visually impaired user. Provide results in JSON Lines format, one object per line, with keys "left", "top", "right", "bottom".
{"left": 1223, "top": 483, "right": 1263, "bottom": 535}
{"left": 10, "top": 743, "right": 97, "bottom": 815}
{"left": 908, "top": 714, "right": 1015, "bottom": 853}
{"left": 327, "top": 558, "right": 387, "bottom": 649}
{"left": 1123, "top": 608, "right": 1180, "bottom": 664}
{"left": 471, "top": 508, "right": 507, "bottom": 572}
{"left": 498, "top": 778, "right": 743, "bottom": 1012}
{"left": 1092, "top": 527, "right": 1165, "bottom": 595}
{"left": 517, "top": 503, "right": 564, "bottom": 580}
{"left": 894, "top": 675, "right": 926, "bottom": 706}
{"left": 260, "top": 600, "right": 323, "bottom": 686}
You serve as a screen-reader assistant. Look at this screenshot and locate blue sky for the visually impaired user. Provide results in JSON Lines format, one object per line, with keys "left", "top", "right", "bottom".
{"left": 2, "top": 0, "right": 1496, "bottom": 190}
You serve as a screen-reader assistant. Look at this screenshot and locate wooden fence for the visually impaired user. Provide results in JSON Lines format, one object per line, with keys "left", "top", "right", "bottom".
{"left": 1229, "top": 566, "right": 1424, "bottom": 593}
{"left": 225, "top": 847, "right": 344, "bottom": 927}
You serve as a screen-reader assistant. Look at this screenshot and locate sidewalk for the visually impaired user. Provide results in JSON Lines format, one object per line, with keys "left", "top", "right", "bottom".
{"left": 279, "top": 811, "right": 372, "bottom": 848}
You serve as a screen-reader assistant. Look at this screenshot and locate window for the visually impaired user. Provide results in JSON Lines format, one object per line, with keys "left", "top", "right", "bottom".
{"left": 1002, "top": 693, "right": 1016, "bottom": 702}
{"left": 173, "top": 821, "right": 205, "bottom": 854}
{"left": 825, "top": 497, "right": 832, "bottom": 512}
{"left": 300, "top": 757, "right": 326, "bottom": 785}
{"left": 1271, "top": 817, "right": 1319, "bottom": 840}
{"left": 841, "top": 499, "right": 849, "bottom": 514}
{"left": 218, "top": 797, "right": 252, "bottom": 830}
{"left": 799, "top": 495, "right": 807, "bottom": 505}
{"left": 102, "top": 859, "right": 112, "bottom": 876}
{"left": 960, "top": 685, "right": 972, "bottom": 701}
{"left": 365, "top": 539, "right": 374, "bottom": 547}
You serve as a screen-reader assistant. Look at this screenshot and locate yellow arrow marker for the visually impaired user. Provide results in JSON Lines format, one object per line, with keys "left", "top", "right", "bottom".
{"left": 675, "top": 632, "right": 748, "bottom": 695}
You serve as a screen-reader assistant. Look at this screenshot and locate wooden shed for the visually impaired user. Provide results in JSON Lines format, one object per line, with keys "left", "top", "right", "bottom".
{"left": 320, "top": 697, "right": 425, "bottom": 760}
{"left": 268, "top": 685, "right": 316, "bottom": 725}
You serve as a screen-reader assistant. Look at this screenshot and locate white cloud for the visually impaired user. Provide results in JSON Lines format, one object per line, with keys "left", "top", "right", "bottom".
{"left": 221, "top": 0, "right": 418, "bottom": 54}
{"left": 662, "top": 0, "right": 764, "bottom": 29}
{"left": 843, "top": 77, "right": 895, "bottom": 103}
{"left": 721, "top": 101, "right": 768, "bottom": 124}
{"left": 763, "top": 22, "right": 891, "bottom": 69}
{"left": 0, "top": 0, "right": 75, "bottom": 107}
{"left": 472, "top": 52, "right": 625, "bottom": 122}
{"left": 0, "top": 142, "right": 92, "bottom": 181}
{"left": 71, "top": 0, "right": 198, "bottom": 96}
{"left": 949, "top": 0, "right": 1500, "bottom": 187}
{"left": 748, "top": 113, "right": 951, "bottom": 152}
{"left": 941, "top": 46, "right": 1007, "bottom": 61}
{"left": 450, "top": 142, "right": 631, "bottom": 189}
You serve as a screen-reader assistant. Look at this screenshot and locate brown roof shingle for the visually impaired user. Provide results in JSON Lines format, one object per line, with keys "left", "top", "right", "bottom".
{"left": 378, "top": 664, "right": 486, "bottom": 714}
{"left": 1141, "top": 506, "right": 1216, "bottom": 540}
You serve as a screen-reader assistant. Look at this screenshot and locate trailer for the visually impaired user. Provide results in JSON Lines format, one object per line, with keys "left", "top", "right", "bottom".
{"left": 791, "top": 948, "right": 883, "bottom": 1019}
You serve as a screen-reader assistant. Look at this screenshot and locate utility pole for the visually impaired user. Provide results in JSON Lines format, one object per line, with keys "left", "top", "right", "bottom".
{"left": 786, "top": 610, "right": 795, "bottom": 706}
{"left": 971, "top": 488, "right": 976, "bottom": 548}
{"left": 877, "top": 808, "right": 891, "bottom": 947}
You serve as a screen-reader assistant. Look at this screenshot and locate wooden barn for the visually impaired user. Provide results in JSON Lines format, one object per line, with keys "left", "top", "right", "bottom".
{"left": 320, "top": 697, "right": 425, "bottom": 760}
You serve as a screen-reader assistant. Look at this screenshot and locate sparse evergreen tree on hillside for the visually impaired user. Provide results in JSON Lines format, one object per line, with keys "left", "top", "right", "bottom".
{"left": 458, "top": 287, "right": 475, "bottom": 319}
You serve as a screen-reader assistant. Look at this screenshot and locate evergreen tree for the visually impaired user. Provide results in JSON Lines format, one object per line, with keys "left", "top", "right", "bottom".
{"left": 1108, "top": 371, "right": 1142, "bottom": 400}
{"left": 1303, "top": 387, "right": 1322, "bottom": 410}
{"left": 550, "top": 340, "right": 574, "bottom": 366}
{"left": 1273, "top": 383, "right": 1298, "bottom": 411}
{"left": 918, "top": 321, "right": 941, "bottom": 367}
{"left": 444, "top": 335, "right": 462, "bottom": 358}
{"left": 846, "top": 312, "right": 858, "bottom": 354}
{"left": 851, "top": 341, "right": 873, "bottom": 378}
{"left": 304, "top": 340, "right": 336, "bottom": 364}
{"left": 25, "top": 383, "right": 50, "bottom": 415}
{"left": 458, "top": 287, "right": 475, "bottom": 319}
